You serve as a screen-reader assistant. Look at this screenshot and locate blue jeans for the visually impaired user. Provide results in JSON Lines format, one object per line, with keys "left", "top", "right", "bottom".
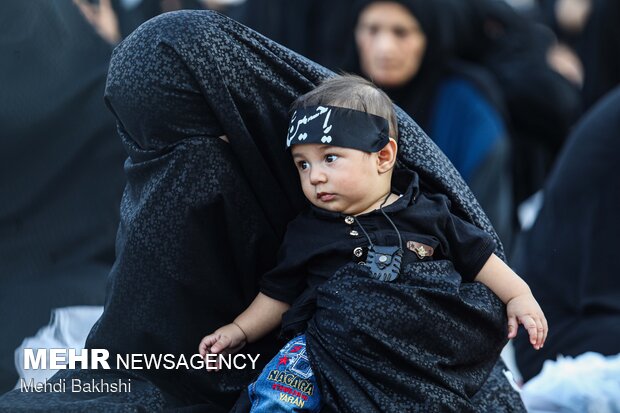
{"left": 248, "top": 334, "right": 321, "bottom": 412}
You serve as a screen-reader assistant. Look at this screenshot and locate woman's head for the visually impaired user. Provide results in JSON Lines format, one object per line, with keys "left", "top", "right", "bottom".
{"left": 355, "top": 1, "right": 427, "bottom": 88}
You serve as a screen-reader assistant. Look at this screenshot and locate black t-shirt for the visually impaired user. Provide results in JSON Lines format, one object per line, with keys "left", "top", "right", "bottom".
{"left": 259, "top": 168, "right": 496, "bottom": 334}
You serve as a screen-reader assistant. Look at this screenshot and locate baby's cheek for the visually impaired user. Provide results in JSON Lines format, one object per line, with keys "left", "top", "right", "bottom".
{"left": 301, "top": 185, "right": 314, "bottom": 200}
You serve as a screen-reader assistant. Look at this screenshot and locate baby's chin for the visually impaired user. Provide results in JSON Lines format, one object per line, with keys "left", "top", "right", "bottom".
{"left": 309, "top": 200, "right": 366, "bottom": 216}
{"left": 308, "top": 198, "right": 344, "bottom": 213}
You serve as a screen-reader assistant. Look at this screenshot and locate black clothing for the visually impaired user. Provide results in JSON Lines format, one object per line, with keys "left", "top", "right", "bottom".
{"left": 346, "top": 0, "right": 461, "bottom": 131}
{"left": 512, "top": 86, "right": 620, "bottom": 381}
{"left": 111, "top": 0, "right": 162, "bottom": 39}
{"left": 260, "top": 169, "right": 496, "bottom": 337}
{"left": 306, "top": 262, "right": 507, "bottom": 413}
{"left": 346, "top": 0, "right": 508, "bottom": 131}
{"left": 578, "top": 0, "right": 620, "bottom": 109}
{"left": 230, "top": 0, "right": 357, "bottom": 70}
{"left": 448, "top": 0, "right": 580, "bottom": 144}
{"left": 0, "top": 11, "right": 523, "bottom": 411}
{"left": 0, "top": 0, "right": 125, "bottom": 393}
{"left": 451, "top": 0, "right": 581, "bottom": 204}
{"left": 538, "top": 0, "right": 620, "bottom": 110}
{"left": 345, "top": 0, "right": 515, "bottom": 248}
{"left": 111, "top": 0, "right": 209, "bottom": 40}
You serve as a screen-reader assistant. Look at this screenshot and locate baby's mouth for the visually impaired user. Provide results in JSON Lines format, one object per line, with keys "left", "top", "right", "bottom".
{"left": 317, "top": 192, "right": 336, "bottom": 202}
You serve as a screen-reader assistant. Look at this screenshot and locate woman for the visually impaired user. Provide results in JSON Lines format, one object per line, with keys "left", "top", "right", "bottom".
{"left": 346, "top": 0, "right": 514, "bottom": 248}
{"left": 538, "top": 0, "right": 620, "bottom": 110}
{"left": 0, "top": 10, "right": 524, "bottom": 412}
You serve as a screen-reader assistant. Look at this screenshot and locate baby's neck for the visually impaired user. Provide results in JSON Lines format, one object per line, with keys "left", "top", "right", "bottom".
{"left": 355, "top": 191, "right": 399, "bottom": 216}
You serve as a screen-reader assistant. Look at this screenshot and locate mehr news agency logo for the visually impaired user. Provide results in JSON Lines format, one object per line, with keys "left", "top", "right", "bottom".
{"left": 19, "top": 348, "right": 260, "bottom": 393}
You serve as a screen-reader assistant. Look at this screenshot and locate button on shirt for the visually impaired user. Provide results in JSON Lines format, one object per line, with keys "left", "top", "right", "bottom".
{"left": 259, "top": 168, "right": 496, "bottom": 332}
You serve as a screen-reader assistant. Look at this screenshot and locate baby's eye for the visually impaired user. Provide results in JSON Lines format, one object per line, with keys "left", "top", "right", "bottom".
{"left": 325, "top": 154, "right": 339, "bottom": 163}
{"left": 297, "top": 160, "right": 309, "bottom": 170}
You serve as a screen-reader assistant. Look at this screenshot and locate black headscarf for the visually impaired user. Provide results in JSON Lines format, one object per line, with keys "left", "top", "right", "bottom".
{"left": 538, "top": 0, "right": 620, "bottom": 110}
{"left": 343, "top": 0, "right": 453, "bottom": 131}
{"left": 440, "top": 0, "right": 582, "bottom": 203}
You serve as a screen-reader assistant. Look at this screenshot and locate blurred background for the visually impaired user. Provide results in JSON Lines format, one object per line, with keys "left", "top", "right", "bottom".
{"left": 1, "top": 0, "right": 619, "bottom": 409}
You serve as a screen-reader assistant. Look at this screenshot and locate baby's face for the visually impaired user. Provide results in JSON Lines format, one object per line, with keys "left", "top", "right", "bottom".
{"left": 291, "top": 143, "right": 390, "bottom": 215}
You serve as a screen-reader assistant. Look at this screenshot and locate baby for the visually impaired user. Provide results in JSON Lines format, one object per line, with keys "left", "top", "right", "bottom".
{"left": 199, "top": 74, "right": 547, "bottom": 412}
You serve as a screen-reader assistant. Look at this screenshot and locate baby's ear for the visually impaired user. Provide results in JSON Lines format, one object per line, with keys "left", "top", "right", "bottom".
{"left": 377, "top": 138, "right": 398, "bottom": 173}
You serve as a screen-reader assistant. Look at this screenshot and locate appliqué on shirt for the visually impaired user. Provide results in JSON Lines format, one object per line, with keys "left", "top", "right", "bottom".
{"left": 366, "top": 245, "right": 402, "bottom": 282}
{"left": 406, "top": 241, "right": 434, "bottom": 259}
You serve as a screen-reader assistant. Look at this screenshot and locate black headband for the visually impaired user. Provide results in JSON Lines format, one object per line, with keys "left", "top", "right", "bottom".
{"left": 285, "top": 105, "right": 390, "bottom": 152}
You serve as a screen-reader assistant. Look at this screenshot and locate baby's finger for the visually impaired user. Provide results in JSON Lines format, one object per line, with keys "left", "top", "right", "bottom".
{"left": 211, "top": 335, "right": 231, "bottom": 354}
{"left": 507, "top": 316, "right": 518, "bottom": 339}
{"left": 535, "top": 318, "right": 545, "bottom": 349}
{"left": 541, "top": 317, "right": 549, "bottom": 347}
{"left": 521, "top": 316, "right": 538, "bottom": 346}
{"left": 200, "top": 334, "right": 221, "bottom": 356}
{"left": 199, "top": 335, "right": 214, "bottom": 354}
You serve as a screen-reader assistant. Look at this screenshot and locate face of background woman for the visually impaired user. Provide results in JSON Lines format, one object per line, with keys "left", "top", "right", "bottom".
{"left": 355, "top": 2, "right": 427, "bottom": 88}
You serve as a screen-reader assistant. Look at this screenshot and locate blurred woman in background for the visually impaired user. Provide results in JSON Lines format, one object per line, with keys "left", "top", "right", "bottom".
{"left": 346, "top": 0, "right": 514, "bottom": 247}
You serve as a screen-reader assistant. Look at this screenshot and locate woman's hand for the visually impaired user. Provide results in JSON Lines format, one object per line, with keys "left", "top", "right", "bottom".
{"left": 506, "top": 293, "right": 548, "bottom": 350}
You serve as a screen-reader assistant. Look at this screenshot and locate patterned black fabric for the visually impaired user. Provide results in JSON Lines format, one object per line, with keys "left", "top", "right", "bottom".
{"left": 0, "top": 10, "right": 524, "bottom": 411}
{"left": 306, "top": 262, "right": 507, "bottom": 413}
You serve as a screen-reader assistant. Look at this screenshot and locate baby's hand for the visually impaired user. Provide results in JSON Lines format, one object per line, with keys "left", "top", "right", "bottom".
{"left": 198, "top": 323, "right": 247, "bottom": 365}
{"left": 506, "top": 293, "right": 548, "bottom": 350}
